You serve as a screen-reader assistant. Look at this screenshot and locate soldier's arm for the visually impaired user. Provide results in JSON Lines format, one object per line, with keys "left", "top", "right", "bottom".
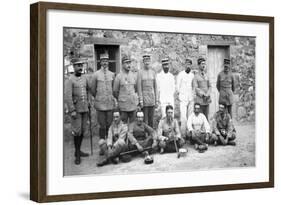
{"left": 193, "top": 76, "right": 204, "bottom": 97}
{"left": 107, "top": 125, "right": 113, "bottom": 147}
{"left": 137, "top": 70, "right": 143, "bottom": 106}
{"left": 127, "top": 123, "right": 138, "bottom": 145}
{"left": 144, "top": 123, "right": 157, "bottom": 140}
{"left": 212, "top": 114, "right": 220, "bottom": 135}
{"left": 65, "top": 78, "right": 75, "bottom": 113}
{"left": 174, "top": 119, "right": 181, "bottom": 139}
{"left": 187, "top": 114, "right": 193, "bottom": 132}
{"left": 119, "top": 124, "right": 128, "bottom": 141}
{"left": 203, "top": 114, "right": 211, "bottom": 133}
{"left": 113, "top": 74, "right": 120, "bottom": 99}
{"left": 216, "top": 73, "right": 221, "bottom": 92}
{"left": 206, "top": 76, "right": 212, "bottom": 96}
{"left": 153, "top": 71, "right": 158, "bottom": 105}
{"left": 91, "top": 73, "right": 97, "bottom": 97}
{"left": 231, "top": 74, "right": 235, "bottom": 93}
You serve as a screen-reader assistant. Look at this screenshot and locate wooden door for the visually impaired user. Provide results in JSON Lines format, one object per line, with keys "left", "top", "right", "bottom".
{"left": 207, "top": 46, "right": 230, "bottom": 119}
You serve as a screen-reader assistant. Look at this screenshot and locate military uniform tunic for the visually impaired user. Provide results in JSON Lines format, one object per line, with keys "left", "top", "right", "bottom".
{"left": 113, "top": 71, "right": 139, "bottom": 112}
{"left": 65, "top": 74, "right": 89, "bottom": 136}
{"left": 91, "top": 68, "right": 115, "bottom": 111}
{"left": 216, "top": 71, "right": 235, "bottom": 106}
{"left": 192, "top": 72, "right": 211, "bottom": 106}
{"left": 137, "top": 69, "right": 157, "bottom": 107}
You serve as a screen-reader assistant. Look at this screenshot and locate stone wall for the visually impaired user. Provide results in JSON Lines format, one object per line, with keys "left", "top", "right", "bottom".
{"left": 64, "top": 28, "right": 255, "bottom": 123}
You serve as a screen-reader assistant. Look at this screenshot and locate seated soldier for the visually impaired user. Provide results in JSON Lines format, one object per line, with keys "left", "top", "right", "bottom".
{"left": 211, "top": 103, "right": 236, "bottom": 146}
{"left": 158, "top": 105, "right": 185, "bottom": 154}
{"left": 187, "top": 103, "right": 211, "bottom": 153}
{"left": 97, "top": 110, "right": 128, "bottom": 167}
{"left": 127, "top": 111, "right": 158, "bottom": 155}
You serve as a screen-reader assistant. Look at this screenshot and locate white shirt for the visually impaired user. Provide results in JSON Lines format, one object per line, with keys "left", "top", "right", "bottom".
{"left": 187, "top": 112, "right": 211, "bottom": 133}
{"left": 176, "top": 70, "right": 194, "bottom": 102}
{"left": 157, "top": 70, "right": 175, "bottom": 104}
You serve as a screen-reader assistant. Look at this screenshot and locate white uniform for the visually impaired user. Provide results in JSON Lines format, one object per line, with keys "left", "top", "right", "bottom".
{"left": 157, "top": 70, "right": 175, "bottom": 117}
{"left": 176, "top": 70, "right": 194, "bottom": 131}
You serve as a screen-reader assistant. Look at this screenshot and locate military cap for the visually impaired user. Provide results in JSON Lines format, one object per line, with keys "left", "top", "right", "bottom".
{"left": 197, "top": 56, "right": 206, "bottom": 65}
{"left": 142, "top": 53, "right": 151, "bottom": 59}
{"left": 122, "top": 55, "right": 131, "bottom": 63}
{"left": 161, "top": 57, "right": 169, "bottom": 65}
{"left": 224, "top": 58, "right": 230, "bottom": 65}
{"left": 100, "top": 53, "right": 109, "bottom": 60}
{"left": 185, "top": 58, "right": 192, "bottom": 65}
{"left": 71, "top": 58, "right": 85, "bottom": 65}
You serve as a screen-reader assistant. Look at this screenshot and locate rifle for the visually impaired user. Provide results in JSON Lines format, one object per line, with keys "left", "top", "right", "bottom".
{"left": 88, "top": 104, "right": 93, "bottom": 155}
{"left": 173, "top": 137, "right": 180, "bottom": 158}
{"left": 120, "top": 146, "right": 152, "bottom": 156}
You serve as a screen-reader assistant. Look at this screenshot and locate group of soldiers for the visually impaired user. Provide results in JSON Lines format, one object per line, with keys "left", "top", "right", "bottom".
{"left": 65, "top": 52, "right": 237, "bottom": 166}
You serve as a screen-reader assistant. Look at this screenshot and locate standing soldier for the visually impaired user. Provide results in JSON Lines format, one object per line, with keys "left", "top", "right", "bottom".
{"left": 65, "top": 58, "right": 90, "bottom": 165}
{"left": 157, "top": 58, "right": 176, "bottom": 117}
{"left": 113, "top": 55, "right": 139, "bottom": 124}
{"left": 137, "top": 53, "right": 158, "bottom": 128}
{"left": 176, "top": 58, "right": 195, "bottom": 133}
{"left": 91, "top": 53, "right": 115, "bottom": 139}
{"left": 193, "top": 57, "right": 211, "bottom": 120}
{"left": 216, "top": 58, "right": 235, "bottom": 117}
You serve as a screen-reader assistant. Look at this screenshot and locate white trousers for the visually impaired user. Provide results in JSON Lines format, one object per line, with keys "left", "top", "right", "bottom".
{"left": 179, "top": 100, "right": 194, "bottom": 133}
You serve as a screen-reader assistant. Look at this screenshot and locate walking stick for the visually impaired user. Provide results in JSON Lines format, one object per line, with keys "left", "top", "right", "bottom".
{"left": 120, "top": 146, "right": 152, "bottom": 156}
{"left": 173, "top": 137, "right": 180, "bottom": 158}
{"left": 88, "top": 104, "right": 93, "bottom": 155}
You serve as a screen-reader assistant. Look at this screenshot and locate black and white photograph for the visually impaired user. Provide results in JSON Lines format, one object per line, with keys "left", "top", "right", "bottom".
{"left": 63, "top": 27, "right": 256, "bottom": 176}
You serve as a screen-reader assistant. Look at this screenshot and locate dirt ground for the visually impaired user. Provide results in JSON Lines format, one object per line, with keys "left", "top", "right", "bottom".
{"left": 63, "top": 123, "right": 255, "bottom": 176}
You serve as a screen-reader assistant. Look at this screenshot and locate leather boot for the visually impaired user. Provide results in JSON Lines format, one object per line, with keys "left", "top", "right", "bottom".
{"left": 74, "top": 136, "right": 81, "bottom": 165}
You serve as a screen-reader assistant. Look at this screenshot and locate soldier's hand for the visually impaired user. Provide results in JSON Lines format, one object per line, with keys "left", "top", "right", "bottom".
{"left": 140, "top": 101, "right": 144, "bottom": 108}
{"left": 71, "top": 111, "right": 77, "bottom": 119}
{"left": 136, "top": 143, "right": 144, "bottom": 152}
{"left": 152, "top": 140, "right": 158, "bottom": 149}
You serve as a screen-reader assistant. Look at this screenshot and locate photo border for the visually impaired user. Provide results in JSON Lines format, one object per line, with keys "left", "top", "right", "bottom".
{"left": 30, "top": 1, "right": 274, "bottom": 202}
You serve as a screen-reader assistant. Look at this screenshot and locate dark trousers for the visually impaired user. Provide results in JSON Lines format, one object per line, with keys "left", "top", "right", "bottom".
{"left": 200, "top": 105, "right": 209, "bottom": 120}
{"left": 71, "top": 112, "right": 89, "bottom": 155}
{"left": 159, "top": 139, "right": 184, "bottom": 153}
{"left": 121, "top": 110, "right": 136, "bottom": 124}
{"left": 97, "top": 110, "right": 113, "bottom": 139}
{"left": 143, "top": 106, "right": 155, "bottom": 128}
{"left": 127, "top": 138, "right": 153, "bottom": 155}
{"left": 190, "top": 131, "right": 208, "bottom": 145}
{"left": 226, "top": 105, "right": 232, "bottom": 118}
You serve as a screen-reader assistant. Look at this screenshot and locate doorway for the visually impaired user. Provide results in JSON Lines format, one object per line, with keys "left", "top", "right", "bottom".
{"left": 207, "top": 46, "right": 230, "bottom": 118}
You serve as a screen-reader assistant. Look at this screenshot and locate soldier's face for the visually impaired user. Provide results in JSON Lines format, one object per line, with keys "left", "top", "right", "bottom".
{"left": 219, "top": 105, "right": 225, "bottom": 113}
{"left": 224, "top": 65, "right": 230, "bottom": 72}
{"left": 166, "top": 109, "right": 174, "bottom": 119}
{"left": 136, "top": 113, "right": 144, "bottom": 124}
{"left": 113, "top": 112, "right": 120, "bottom": 123}
{"left": 101, "top": 59, "right": 109, "bottom": 69}
{"left": 74, "top": 64, "right": 83, "bottom": 75}
{"left": 194, "top": 106, "right": 201, "bottom": 115}
{"left": 143, "top": 58, "right": 151, "bottom": 67}
{"left": 162, "top": 64, "right": 169, "bottom": 73}
{"left": 199, "top": 62, "right": 206, "bottom": 72}
{"left": 123, "top": 61, "right": 131, "bottom": 72}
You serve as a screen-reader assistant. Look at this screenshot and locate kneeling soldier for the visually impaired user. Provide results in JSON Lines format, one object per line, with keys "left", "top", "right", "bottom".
{"left": 127, "top": 111, "right": 158, "bottom": 155}
{"left": 211, "top": 103, "right": 236, "bottom": 146}
{"left": 97, "top": 110, "right": 128, "bottom": 167}
{"left": 158, "top": 105, "right": 185, "bottom": 154}
{"left": 187, "top": 103, "right": 211, "bottom": 153}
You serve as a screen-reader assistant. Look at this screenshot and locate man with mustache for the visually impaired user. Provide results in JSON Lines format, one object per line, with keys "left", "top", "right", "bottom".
{"left": 113, "top": 55, "right": 139, "bottom": 124}
{"left": 91, "top": 53, "right": 115, "bottom": 140}
{"left": 192, "top": 57, "right": 211, "bottom": 120}
{"left": 216, "top": 58, "right": 236, "bottom": 117}
{"left": 65, "top": 58, "right": 90, "bottom": 165}
{"left": 137, "top": 53, "right": 158, "bottom": 128}
{"left": 211, "top": 103, "right": 236, "bottom": 146}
